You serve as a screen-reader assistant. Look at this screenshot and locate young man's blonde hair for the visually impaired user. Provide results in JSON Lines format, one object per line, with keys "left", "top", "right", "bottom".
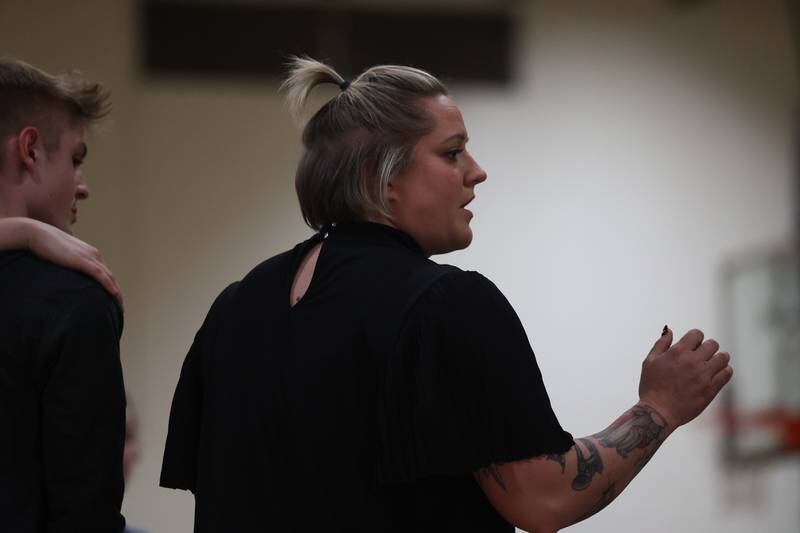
{"left": 282, "top": 56, "right": 447, "bottom": 230}
{"left": 0, "top": 58, "right": 110, "bottom": 164}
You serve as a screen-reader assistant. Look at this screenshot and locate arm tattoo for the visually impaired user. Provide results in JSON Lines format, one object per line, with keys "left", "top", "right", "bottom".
{"left": 577, "top": 479, "right": 618, "bottom": 523}
{"left": 546, "top": 452, "right": 566, "bottom": 473}
{"left": 593, "top": 405, "right": 666, "bottom": 458}
{"left": 572, "top": 438, "right": 603, "bottom": 491}
{"left": 634, "top": 440, "right": 662, "bottom": 474}
{"left": 476, "top": 465, "right": 507, "bottom": 492}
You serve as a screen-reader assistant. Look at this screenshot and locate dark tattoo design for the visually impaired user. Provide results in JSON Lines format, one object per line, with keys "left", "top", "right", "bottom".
{"left": 572, "top": 438, "right": 603, "bottom": 491}
{"left": 476, "top": 465, "right": 507, "bottom": 492}
{"left": 634, "top": 439, "right": 663, "bottom": 474}
{"left": 577, "top": 479, "right": 618, "bottom": 523}
{"left": 593, "top": 405, "right": 666, "bottom": 458}
{"left": 546, "top": 452, "right": 566, "bottom": 473}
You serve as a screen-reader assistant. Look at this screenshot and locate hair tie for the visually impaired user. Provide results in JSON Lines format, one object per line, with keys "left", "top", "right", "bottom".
{"left": 321, "top": 221, "right": 337, "bottom": 239}
{"left": 339, "top": 79, "right": 351, "bottom": 91}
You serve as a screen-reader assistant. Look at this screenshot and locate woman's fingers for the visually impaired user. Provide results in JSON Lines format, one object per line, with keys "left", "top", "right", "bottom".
{"left": 711, "top": 364, "right": 734, "bottom": 390}
{"left": 706, "top": 351, "right": 730, "bottom": 375}
{"left": 83, "top": 256, "right": 124, "bottom": 310}
{"left": 695, "top": 339, "right": 720, "bottom": 361}
{"left": 28, "top": 222, "right": 125, "bottom": 309}
{"left": 647, "top": 325, "right": 673, "bottom": 358}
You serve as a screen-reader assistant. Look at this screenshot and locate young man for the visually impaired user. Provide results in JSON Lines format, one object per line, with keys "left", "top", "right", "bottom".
{"left": 0, "top": 58, "right": 126, "bottom": 532}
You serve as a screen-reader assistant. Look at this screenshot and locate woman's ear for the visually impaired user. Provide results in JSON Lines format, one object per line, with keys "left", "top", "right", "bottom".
{"left": 384, "top": 176, "right": 402, "bottom": 204}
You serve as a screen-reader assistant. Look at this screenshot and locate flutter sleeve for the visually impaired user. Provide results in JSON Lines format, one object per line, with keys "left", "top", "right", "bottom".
{"left": 160, "top": 282, "right": 239, "bottom": 491}
{"left": 378, "top": 271, "right": 573, "bottom": 484}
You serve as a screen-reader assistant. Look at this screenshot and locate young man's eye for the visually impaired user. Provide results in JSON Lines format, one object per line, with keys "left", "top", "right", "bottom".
{"left": 72, "top": 158, "right": 84, "bottom": 168}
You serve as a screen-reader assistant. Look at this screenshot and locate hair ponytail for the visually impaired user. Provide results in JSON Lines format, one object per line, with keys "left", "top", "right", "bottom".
{"left": 281, "top": 56, "right": 347, "bottom": 123}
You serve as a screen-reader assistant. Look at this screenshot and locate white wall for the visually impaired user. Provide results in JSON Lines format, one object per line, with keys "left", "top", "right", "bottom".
{"left": 448, "top": 2, "right": 799, "bottom": 532}
{"left": 1, "top": 0, "right": 797, "bottom": 531}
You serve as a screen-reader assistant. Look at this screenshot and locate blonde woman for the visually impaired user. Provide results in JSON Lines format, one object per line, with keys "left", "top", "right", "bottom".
{"left": 162, "top": 57, "right": 732, "bottom": 533}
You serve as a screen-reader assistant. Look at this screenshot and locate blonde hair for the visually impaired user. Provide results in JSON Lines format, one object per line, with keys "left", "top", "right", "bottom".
{"left": 282, "top": 56, "right": 447, "bottom": 230}
{"left": 0, "top": 58, "right": 110, "bottom": 162}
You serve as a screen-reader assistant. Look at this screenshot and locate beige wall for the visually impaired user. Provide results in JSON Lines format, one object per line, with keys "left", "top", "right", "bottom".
{"left": 1, "top": 0, "right": 797, "bottom": 531}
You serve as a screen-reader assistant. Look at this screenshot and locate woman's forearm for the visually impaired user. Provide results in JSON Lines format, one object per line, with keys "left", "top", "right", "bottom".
{"left": 0, "top": 217, "right": 36, "bottom": 250}
{"left": 0, "top": 216, "right": 123, "bottom": 306}
{"left": 478, "top": 329, "right": 731, "bottom": 533}
{"left": 477, "top": 402, "right": 674, "bottom": 533}
{"left": 547, "top": 402, "right": 673, "bottom": 529}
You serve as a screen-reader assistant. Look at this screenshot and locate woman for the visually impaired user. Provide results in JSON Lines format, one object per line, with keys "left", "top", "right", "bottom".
{"left": 161, "top": 57, "right": 732, "bottom": 532}
{"left": 0, "top": 216, "right": 122, "bottom": 305}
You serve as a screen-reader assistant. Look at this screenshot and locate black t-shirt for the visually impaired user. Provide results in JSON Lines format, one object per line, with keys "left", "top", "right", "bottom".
{"left": 161, "top": 222, "right": 573, "bottom": 532}
{"left": 0, "top": 251, "right": 126, "bottom": 533}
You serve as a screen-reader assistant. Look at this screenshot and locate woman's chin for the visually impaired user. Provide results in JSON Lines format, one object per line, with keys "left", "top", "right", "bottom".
{"left": 433, "top": 230, "right": 473, "bottom": 255}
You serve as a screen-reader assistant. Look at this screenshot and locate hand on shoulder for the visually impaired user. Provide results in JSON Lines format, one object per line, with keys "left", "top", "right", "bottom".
{"left": 0, "top": 217, "right": 123, "bottom": 309}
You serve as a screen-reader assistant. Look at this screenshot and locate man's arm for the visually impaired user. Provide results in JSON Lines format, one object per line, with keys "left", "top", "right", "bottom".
{"left": 41, "top": 287, "right": 126, "bottom": 533}
{"left": 476, "top": 328, "right": 733, "bottom": 533}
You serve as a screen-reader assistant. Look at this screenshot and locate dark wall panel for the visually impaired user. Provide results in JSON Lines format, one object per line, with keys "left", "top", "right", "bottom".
{"left": 142, "top": 1, "right": 512, "bottom": 83}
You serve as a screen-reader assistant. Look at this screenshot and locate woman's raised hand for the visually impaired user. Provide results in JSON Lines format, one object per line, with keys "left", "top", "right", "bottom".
{"left": 638, "top": 327, "right": 733, "bottom": 428}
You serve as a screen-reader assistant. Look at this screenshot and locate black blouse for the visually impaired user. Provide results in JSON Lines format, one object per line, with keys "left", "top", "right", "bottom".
{"left": 161, "top": 222, "right": 573, "bottom": 532}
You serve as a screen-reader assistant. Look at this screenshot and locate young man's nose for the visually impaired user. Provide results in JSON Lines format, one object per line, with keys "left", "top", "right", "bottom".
{"left": 76, "top": 182, "right": 90, "bottom": 200}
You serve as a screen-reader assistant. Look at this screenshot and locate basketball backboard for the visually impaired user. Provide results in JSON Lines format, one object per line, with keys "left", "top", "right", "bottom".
{"left": 720, "top": 240, "right": 800, "bottom": 466}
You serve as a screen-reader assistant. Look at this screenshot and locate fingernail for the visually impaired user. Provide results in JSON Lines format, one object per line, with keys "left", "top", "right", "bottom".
{"left": 662, "top": 325, "right": 668, "bottom": 336}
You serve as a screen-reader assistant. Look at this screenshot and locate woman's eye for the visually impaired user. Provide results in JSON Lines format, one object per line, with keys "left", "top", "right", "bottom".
{"left": 73, "top": 158, "right": 84, "bottom": 168}
{"left": 445, "top": 149, "right": 463, "bottom": 161}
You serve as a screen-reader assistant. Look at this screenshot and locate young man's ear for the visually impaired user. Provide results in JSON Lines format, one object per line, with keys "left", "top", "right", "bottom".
{"left": 17, "top": 127, "right": 41, "bottom": 173}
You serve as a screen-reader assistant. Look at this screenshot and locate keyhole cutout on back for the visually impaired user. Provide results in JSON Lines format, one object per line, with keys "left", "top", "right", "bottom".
{"left": 290, "top": 241, "right": 323, "bottom": 307}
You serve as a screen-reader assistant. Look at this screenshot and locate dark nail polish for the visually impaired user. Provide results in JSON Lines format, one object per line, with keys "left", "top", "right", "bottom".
{"left": 662, "top": 325, "right": 668, "bottom": 336}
